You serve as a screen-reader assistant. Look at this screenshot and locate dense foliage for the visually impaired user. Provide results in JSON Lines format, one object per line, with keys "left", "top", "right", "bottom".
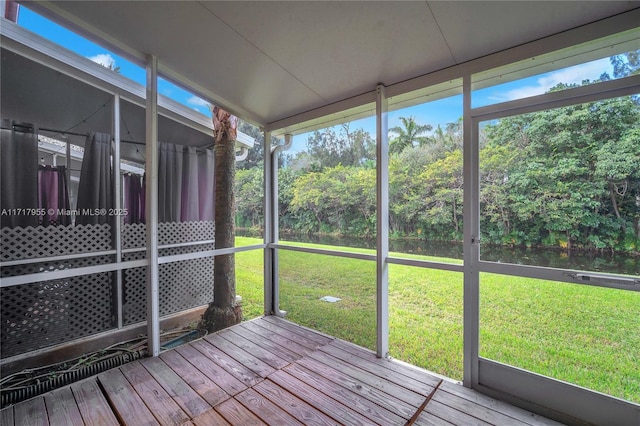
{"left": 236, "top": 81, "right": 640, "bottom": 253}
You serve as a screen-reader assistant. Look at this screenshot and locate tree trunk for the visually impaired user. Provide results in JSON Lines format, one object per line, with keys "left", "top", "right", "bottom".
{"left": 201, "top": 107, "right": 242, "bottom": 332}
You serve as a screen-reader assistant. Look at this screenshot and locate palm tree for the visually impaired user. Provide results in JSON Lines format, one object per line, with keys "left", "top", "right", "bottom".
{"left": 389, "top": 116, "right": 432, "bottom": 155}
{"left": 201, "top": 106, "right": 242, "bottom": 332}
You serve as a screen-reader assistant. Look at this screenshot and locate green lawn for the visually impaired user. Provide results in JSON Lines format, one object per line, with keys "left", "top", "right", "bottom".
{"left": 235, "top": 236, "right": 640, "bottom": 404}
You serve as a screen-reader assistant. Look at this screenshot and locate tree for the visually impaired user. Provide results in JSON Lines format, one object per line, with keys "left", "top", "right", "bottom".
{"left": 201, "top": 107, "right": 242, "bottom": 332}
{"left": 235, "top": 167, "right": 263, "bottom": 229}
{"left": 389, "top": 116, "right": 432, "bottom": 155}
{"left": 484, "top": 92, "right": 640, "bottom": 251}
{"left": 610, "top": 50, "right": 640, "bottom": 78}
{"left": 305, "top": 123, "right": 375, "bottom": 169}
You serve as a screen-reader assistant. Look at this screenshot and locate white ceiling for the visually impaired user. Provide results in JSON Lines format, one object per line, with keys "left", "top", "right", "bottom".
{"left": 28, "top": 1, "right": 640, "bottom": 128}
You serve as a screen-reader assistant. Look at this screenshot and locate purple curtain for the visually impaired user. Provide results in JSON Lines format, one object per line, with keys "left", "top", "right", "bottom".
{"left": 38, "top": 165, "right": 71, "bottom": 226}
{"left": 123, "top": 173, "right": 144, "bottom": 224}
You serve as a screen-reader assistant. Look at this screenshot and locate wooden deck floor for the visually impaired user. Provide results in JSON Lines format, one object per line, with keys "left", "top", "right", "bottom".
{"left": 1, "top": 316, "right": 563, "bottom": 425}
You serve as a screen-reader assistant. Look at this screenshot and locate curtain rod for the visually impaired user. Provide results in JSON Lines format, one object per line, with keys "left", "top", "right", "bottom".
{"left": 3, "top": 124, "right": 214, "bottom": 153}
{"left": 2, "top": 123, "right": 145, "bottom": 146}
{"left": 38, "top": 126, "right": 146, "bottom": 146}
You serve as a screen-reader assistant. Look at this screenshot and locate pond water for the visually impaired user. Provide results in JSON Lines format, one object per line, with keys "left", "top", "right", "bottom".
{"left": 238, "top": 229, "right": 639, "bottom": 276}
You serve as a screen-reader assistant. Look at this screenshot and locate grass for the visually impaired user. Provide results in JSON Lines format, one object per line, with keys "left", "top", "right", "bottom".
{"left": 234, "top": 236, "right": 640, "bottom": 404}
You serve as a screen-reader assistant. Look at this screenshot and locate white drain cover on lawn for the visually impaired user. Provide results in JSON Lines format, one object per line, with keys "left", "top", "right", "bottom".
{"left": 320, "top": 296, "right": 341, "bottom": 303}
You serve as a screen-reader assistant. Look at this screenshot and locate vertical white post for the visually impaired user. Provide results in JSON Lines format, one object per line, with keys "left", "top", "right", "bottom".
{"left": 145, "top": 55, "right": 160, "bottom": 356}
{"left": 263, "top": 130, "right": 273, "bottom": 315}
{"left": 65, "top": 142, "right": 71, "bottom": 200}
{"left": 113, "top": 93, "right": 123, "bottom": 329}
{"left": 271, "top": 135, "right": 290, "bottom": 317}
{"left": 462, "top": 75, "right": 479, "bottom": 387}
{"left": 376, "top": 84, "right": 389, "bottom": 358}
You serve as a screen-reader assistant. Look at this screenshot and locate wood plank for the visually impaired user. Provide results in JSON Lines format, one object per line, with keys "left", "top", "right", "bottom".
{"left": 439, "top": 382, "right": 563, "bottom": 426}
{"left": 98, "top": 368, "right": 159, "bottom": 425}
{"left": 232, "top": 325, "right": 300, "bottom": 363}
{"left": 214, "top": 398, "right": 267, "bottom": 426}
{"left": 204, "top": 333, "right": 277, "bottom": 376}
{"left": 261, "top": 316, "right": 333, "bottom": 345}
{"left": 192, "top": 409, "right": 231, "bottom": 426}
{"left": 71, "top": 379, "right": 119, "bottom": 426}
{"left": 297, "top": 356, "right": 417, "bottom": 420}
{"left": 218, "top": 329, "right": 292, "bottom": 369}
{"left": 268, "top": 370, "right": 377, "bottom": 425}
{"left": 241, "top": 322, "right": 313, "bottom": 357}
{"left": 0, "top": 406, "right": 13, "bottom": 426}
{"left": 175, "top": 343, "right": 247, "bottom": 396}
{"left": 414, "top": 411, "right": 456, "bottom": 426}
{"left": 319, "top": 344, "right": 436, "bottom": 396}
{"left": 12, "top": 396, "right": 49, "bottom": 426}
{"left": 189, "top": 340, "right": 262, "bottom": 387}
{"left": 308, "top": 350, "right": 426, "bottom": 407}
{"left": 235, "top": 388, "right": 303, "bottom": 426}
{"left": 284, "top": 362, "right": 406, "bottom": 425}
{"left": 252, "top": 380, "right": 339, "bottom": 426}
{"left": 433, "top": 390, "right": 531, "bottom": 426}
{"left": 43, "top": 387, "right": 84, "bottom": 426}
{"left": 140, "top": 356, "right": 211, "bottom": 419}
{"left": 331, "top": 339, "right": 558, "bottom": 426}
{"left": 331, "top": 339, "right": 443, "bottom": 387}
{"left": 160, "top": 349, "right": 230, "bottom": 406}
{"left": 251, "top": 319, "right": 324, "bottom": 350}
{"left": 424, "top": 399, "right": 493, "bottom": 425}
{"left": 119, "top": 361, "right": 190, "bottom": 426}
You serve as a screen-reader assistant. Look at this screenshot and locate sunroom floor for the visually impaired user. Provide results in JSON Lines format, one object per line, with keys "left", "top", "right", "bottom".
{"left": 0, "top": 316, "right": 562, "bottom": 425}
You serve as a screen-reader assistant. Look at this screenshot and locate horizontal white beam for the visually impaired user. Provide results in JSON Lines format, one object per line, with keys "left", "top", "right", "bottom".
{"left": 471, "top": 74, "right": 640, "bottom": 121}
{"left": 270, "top": 243, "right": 376, "bottom": 262}
{"left": 387, "top": 256, "right": 464, "bottom": 273}
{"left": 479, "top": 261, "right": 640, "bottom": 292}
{"left": 0, "top": 249, "right": 117, "bottom": 267}
{"left": 0, "top": 258, "right": 149, "bottom": 288}
{"left": 157, "top": 244, "right": 265, "bottom": 264}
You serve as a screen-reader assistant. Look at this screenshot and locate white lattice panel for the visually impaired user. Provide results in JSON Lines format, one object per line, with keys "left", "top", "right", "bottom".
{"left": 122, "top": 222, "right": 146, "bottom": 249}
{"left": 158, "top": 221, "right": 214, "bottom": 245}
{"left": 121, "top": 244, "right": 215, "bottom": 325}
{"left": 122, "top": 251, "right": 147, "bottom": 325}
{"left": 1, "top": 224, "right": 111, "bottom": 261}
{"left": 1, "top": 272, "right": 115, "bottom": 358}
{"left": 121, "top": 221, "right": 214, "bottom": 249}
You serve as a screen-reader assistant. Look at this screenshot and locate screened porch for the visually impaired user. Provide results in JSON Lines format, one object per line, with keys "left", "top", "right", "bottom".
{"left": 1, "top": 2, "right": 639, "bottom": 426}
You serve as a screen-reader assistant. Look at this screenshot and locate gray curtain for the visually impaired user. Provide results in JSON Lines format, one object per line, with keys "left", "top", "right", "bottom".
{"left": 181, "top": 146, "right": 200, "bottom": 221}
{"left": 0, "top": 119, "right": 39, "bottom": 228}
{"left": 76, "top": 132, "right": 113, "bottom": 225}
{"left": 197, "top": 148, "right": 215, "bottom": 221}
{"left": 180, "top": 146, "right": 215, "bottom": 221}
{"left": 158, "top": 142, "right": 183, "bottom": 222}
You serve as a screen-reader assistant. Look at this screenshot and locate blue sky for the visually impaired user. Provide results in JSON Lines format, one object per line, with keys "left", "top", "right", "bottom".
{"left": 17, "top": 5, "right": 615, "bottom": 153}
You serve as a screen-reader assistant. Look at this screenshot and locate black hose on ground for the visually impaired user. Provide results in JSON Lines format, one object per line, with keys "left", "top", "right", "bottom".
{"left": 0, "top": 349, "right": 147, "bottom": 408}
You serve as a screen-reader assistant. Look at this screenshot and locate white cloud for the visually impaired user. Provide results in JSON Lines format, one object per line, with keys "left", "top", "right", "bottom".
{"left": 503, "top": 58, "right": 613, "bottom": 101}
{"left": 88, "top": 53, "right": 116, "bottom": 68}
{"left": 187, "top": 96, "right": 210, "bottom": 108}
